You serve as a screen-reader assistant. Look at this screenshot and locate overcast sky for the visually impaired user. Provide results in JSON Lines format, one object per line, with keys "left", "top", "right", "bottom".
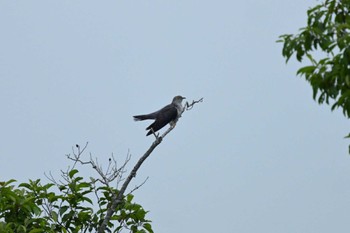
{"left": 1, "top": 1, "right": 349, "bottom": 232}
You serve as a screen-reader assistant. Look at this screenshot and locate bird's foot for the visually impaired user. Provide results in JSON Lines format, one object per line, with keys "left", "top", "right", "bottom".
{"left": 151, "top": 128, "right": 160, "bottom": 139}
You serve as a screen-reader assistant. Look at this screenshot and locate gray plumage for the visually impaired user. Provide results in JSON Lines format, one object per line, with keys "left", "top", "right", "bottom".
{"left": 133, "top": 95, "right": 186, "bottom": 136}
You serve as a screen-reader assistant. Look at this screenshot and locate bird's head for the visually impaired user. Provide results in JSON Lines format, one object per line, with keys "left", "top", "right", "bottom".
{"left": 172, "top": 95, "right": 186, "bottom": 104}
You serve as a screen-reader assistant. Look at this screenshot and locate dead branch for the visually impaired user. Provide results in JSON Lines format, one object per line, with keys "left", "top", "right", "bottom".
{"left": 185, "top": 97, "right": 203, "bottom": 110}
{"left": 97, "top": 97, "right": 203, "bottom": 233}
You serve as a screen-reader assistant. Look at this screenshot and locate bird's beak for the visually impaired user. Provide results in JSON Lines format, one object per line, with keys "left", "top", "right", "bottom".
{"left": 182, "top": 97, "right": 186, "bottom": 99}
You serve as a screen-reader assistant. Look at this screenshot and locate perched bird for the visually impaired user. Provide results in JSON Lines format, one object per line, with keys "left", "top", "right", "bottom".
{"left": 133, "top": 95, "right": 186, "bottom": 136}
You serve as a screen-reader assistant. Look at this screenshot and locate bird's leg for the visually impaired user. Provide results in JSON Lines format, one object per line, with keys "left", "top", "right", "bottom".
{"left": 150, "top": 128, "right": 160, "bottom": 139}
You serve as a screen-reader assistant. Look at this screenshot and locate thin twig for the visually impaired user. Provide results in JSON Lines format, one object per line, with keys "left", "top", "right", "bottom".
{"left": 128, "top": 177, "right": 149, "bottom": 195}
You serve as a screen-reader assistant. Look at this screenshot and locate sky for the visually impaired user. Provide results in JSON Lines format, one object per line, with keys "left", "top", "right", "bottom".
{"left": 1, "top": 0, "right": 349, "bottom": 232}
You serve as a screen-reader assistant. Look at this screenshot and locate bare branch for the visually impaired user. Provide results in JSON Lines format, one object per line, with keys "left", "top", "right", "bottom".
{"left": 128, "top": 177, "right": 149, "bottom": 195}
{"left": 160, "top": 97, "right": 203, "bottom": 138}
{"left": 66, "top": 142, "right": 91, "bottom": 168}
{"left": 97, "top": 97, "right": 203, "bottom": 233}
{"left": 185, "top": 97, "right": 203, "bottom": 110}
{"left": 98, "top": 136, "right": 162, "bottom": 233}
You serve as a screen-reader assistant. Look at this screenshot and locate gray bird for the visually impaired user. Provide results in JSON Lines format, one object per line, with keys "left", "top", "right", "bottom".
{"left": 133, "top": 95, "right": 186, "bottom": 136}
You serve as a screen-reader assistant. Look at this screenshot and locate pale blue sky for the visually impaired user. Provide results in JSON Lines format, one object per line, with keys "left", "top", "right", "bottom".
{"left": 1, "top": 1, "right": 349, "bottom": 232}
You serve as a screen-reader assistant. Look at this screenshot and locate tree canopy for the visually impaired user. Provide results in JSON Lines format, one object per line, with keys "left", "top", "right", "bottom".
{"left": 279, "top": 0, "right": 350, "bottom": 116}
{"left": 278, "top": 0, "right": 350, "bottom": 151}
{"left": 0, "top": 175, "right": 153, "bottom": 233}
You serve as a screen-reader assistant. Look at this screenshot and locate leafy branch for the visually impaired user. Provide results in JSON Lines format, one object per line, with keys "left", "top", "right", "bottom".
{"left": 0, "top": 97, "right": 202, "bottom": 233}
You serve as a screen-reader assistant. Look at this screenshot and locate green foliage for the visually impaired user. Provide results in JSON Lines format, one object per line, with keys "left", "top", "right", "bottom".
{"left": 0, "top": 179, "right": 51, "bottom": 233}
{"left": 278, "top": 0, "right": 350, "bottom": 152}
{"left": 0, "top": 170, "right": 153, "bottom": 233}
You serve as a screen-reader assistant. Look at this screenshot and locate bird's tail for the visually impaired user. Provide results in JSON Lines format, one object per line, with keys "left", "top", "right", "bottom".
{"left": 133, "top": 114, "right": 152, "bottom": 121}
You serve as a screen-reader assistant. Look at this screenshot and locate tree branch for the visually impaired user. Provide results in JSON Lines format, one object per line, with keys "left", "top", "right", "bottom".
{"left": 98, "top": 137, "right": 162, "bottom": 233}
{"left": 98, "top": 97, "right": 203, "bottom": 233}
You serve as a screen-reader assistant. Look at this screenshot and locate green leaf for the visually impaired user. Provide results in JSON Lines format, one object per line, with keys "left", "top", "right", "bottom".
{"left": 62, "top": 210, "right": 75, "bottom": 222}
{"left": 82, "top": 196, "right": 93, "bottom": 205}
{"left": 143, "top": 223, "right": 153, "bottom": 233}
{"left": 4, "top": 179, "right": 17, "bottom": 186}
{"left": 135, "top": 209, "right": 146, "bottom": 220}
{"left": 296, "top": 45, "right": 305, "bottom": 62}
{"left": 59, "top": 206, "right": 69, "bottom": 216}
{"left": 126, "top": 194, "right": 134, "bottom": 202}
{"left": 29, "top": 229, "right": 45, "bottom": 233}
{"left": 306, "top": 53, "right": 316, "bottom": 65}
{"left": 77, "top": 182, "right": 91, "bottom": 190}
{"left": 345, "top": 75, "right": 350, "bottom": 87}
{"left": 297, "top": 66, "right": 316, "bottom": 76}
{"left": 68, "top": 169, "right": 79, "bottom": 178}
{"left": 19, "top": 182, "right": 31, "bottom": 189}
{"left": 43, "top": 183, "right": 55, "bottom": 190}
{"left": 51, "top": 211, "right": 58, "bottom": 222}
{"left": 17, "top": 225, "right": 27, "bottom": 233}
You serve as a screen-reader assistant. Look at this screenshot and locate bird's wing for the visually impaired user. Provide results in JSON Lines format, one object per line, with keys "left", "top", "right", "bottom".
{"left": 146, "top": 104, "right": 178, "bottom": 135}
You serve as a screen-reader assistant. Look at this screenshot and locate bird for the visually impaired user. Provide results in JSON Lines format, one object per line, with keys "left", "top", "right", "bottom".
{"left": 133, "top": 95, "right": 186, "bottom": 136}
